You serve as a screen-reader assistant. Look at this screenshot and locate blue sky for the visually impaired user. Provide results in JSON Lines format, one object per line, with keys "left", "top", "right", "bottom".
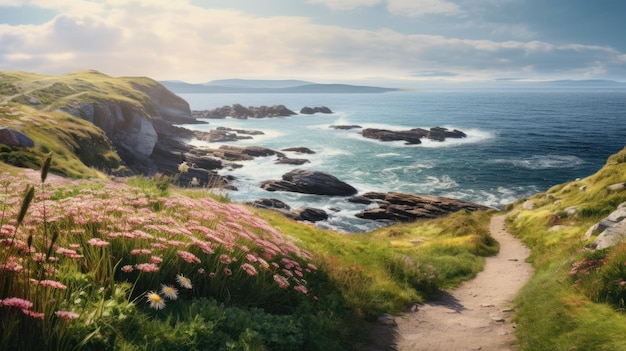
{"left": 0, "top": 0, "right": 624, "bottom": 84}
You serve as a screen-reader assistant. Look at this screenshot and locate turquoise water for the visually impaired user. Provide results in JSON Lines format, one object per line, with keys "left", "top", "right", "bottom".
{"left": 178, "top": 89, "right": 626, "bottom": 232}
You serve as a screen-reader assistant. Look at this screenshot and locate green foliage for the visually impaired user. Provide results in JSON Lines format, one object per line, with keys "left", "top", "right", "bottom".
{"left": 507, "top": 145, "right": 626, "bottom": 350}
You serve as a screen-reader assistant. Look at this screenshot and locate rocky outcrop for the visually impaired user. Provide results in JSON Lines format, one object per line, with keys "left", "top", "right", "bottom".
{"left": 261, "top": 169, "right": 358, "bottom": 196}
{"left": 282, "top": 147, "right": 316, "bottom": 154}
{"left": 192, "top": 104, "right": 297, "bottom": 119}
{"left": 330, "top": 125, "right": 362, "bottom": 130}
{"left": 350, "top": 192, "right": 491, "bottom": 222}
{"left": 362, "top": 127, "right": 467, "bottom": 145}
{"left": 0, "top": 127, "right": 34, "bottom": 148}
{"left": 300, "top": 106, "right": 333, "bottom": 114}
{"left": 246, "top": 198, "right": 328, "bottom": 222}
{"left": 192, "top": 127, "right": 263, "bottom": 143}
{"left": 585, "top": 202, "right": 626, "bottom": 250}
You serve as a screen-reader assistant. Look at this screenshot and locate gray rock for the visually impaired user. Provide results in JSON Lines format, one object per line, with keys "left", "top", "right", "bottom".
{"left": 590, "top": 220, "right": 626, "bottom": 250}
{"left": 522, "top": 200, "right": 535, "bottom": 210}
{"left": 607, "top": 183, "right": 626, "bottom": 191}
{"left": 0, "top": 127, "right": 34, "bottom": 148}
{"left": 260, "top": 169, "right": 358, "bottom": 196}
{"left": 293, "top": 207, "right": 328, "bottom": 222}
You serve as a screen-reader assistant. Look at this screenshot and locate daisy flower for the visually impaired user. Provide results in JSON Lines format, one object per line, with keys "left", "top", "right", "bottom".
{"left": 176, "top": 274, "right": 192, "bottom": 289}
{"left": 160, "top": 284, "right": 178, "bottom": 300}
{"left": 146, "top": 291, "right": 166, "bottom": 310}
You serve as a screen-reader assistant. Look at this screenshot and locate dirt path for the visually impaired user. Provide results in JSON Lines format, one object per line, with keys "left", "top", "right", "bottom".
{"left": 365, "top": 214, "right": 534, "bottom": 351}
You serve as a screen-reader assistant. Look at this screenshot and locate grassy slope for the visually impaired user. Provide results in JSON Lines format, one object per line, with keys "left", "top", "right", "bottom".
{"left": 506, "top": 146, "right": 626, "bottom": 351}
{"left": 0, "top": 70, "right": 175, "bottom": 178}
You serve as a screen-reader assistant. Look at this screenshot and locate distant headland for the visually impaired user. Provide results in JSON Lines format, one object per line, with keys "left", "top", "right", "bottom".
{"left": 159, "top": 78, "right": 399, "bottom": 94}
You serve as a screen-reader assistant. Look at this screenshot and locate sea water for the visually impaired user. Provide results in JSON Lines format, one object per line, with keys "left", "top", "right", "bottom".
{"left": 178, "top": 88, "right": 626, "bottom": 232}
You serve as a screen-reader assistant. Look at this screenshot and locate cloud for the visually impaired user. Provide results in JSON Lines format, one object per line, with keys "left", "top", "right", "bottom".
{"left": 0, "top": 0, "right": 624, "bottom": 82}
{"left": 387, "top": 0, "right": 462, "bottom": 17}
{"left": 306, "top": 0, "right": 381, "bottom": 11}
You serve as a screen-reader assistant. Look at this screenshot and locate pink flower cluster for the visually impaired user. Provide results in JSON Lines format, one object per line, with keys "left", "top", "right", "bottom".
{"left": 1, "top": 171, "right": 319, "bottom": 305}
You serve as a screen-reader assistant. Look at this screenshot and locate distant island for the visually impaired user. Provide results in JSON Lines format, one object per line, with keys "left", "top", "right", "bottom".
{"left": 159, "top": 78, "right": 399, "bottom": 94}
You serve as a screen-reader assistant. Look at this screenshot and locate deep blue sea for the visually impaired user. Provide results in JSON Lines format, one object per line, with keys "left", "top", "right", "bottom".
{"left": 178, "top": 88, "right": 626, "bottom": 232}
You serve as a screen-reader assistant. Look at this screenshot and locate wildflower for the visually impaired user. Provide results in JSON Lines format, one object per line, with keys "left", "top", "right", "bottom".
{"left": 146, "top": 291, "right": 166, "bottom": 310}
{"left": 273, "top": 274, "right": 290, "bottom": 289}
{"left": 219, "top": 254, "right": 231, "bottom": 264}
{"left": 190, "top": 177, "right": 199, "bottom": 186}
{"left": 176, "top": 274, "right": 193, "bottom": 289}
{"left": 307, "top": 263, "right": 318, "bottom": 271}
{"left": 224, "top": 268, "right": 233, "bottom": 276}
{"left": 177, "top": 250, "right": 201, "bottom": 264}
{"left": 39, "top": 280, "right": 67, "bottom": 290}
{"left": 245, "top": 254, "right": 258, "bottom": 263}
{"left": 241, "top": 263, "right": 258, "bottom": 276}
{"left": 131, "top": 249, "right": 152, "bottom": 255}
{"left": 55, "top": 310, "right": 79, "bottom": 320}
{"left": 294, "top": 285, "right": 308, "bottom": 294}
{"left": 198, "top": 268, "right": 205, "bottom": 275}
{"left": 619, "top": 281, "right": 626, "bottom": 286}
{"left": 121, "top": 265, "right": 133, "bottom": 273}
{"left": 1, "top": 297, "right": 33, "bottom": 310}
{"left": 160, "top": 284, "right": 179, "bottom": 300}
{"left": 178, "top": 161, "right": 189, "bottom": 173}
{"left": 22, "top": 309, "right": 44, "bottom": 319}
{"left": 135, "top": 263, "right": 160, "bottom": 273}
{"left": 150, "top": 256, "right": 163, "bottom": 264}
{"left": 87, "top": 238, "right": 110, "bottom": 247}
{"left": 258, "top": 258, "right": 270, "bottom": 270}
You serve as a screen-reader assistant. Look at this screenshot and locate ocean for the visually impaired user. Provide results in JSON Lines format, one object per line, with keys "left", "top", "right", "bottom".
{"left": 178, "top": 88, "right": 626, "bottom": 233}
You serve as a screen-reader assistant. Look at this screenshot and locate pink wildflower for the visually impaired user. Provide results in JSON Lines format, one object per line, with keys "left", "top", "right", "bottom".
{"left": 131, "top": 249, "right": 152, "bottom": 256}
{"left": 121, "top": 265, "right": 133, "bottom": 273}
{"left": 245, "top": 254, "right": 258, "bottom": 263}
{"left": 87, "top": 238, "right": 110, "bottom": 247}
{"left": 55, "top": 310, "right": 79, "bottom": 320}
{"left": 150, "top": 256, "right": 163, "bottom": 264}
{"left": 22, "top": 309, "right": 44, "bottom": 319}
{"left": 134, "top": 263, "right": 160, "bottom": 273}
{"left": 241, "top": 263, "right": 258, "bottom": 276}
{"left": 177, "top": 250, "right": 201, "bottom": 264}
{"left": 39, "top": 280, "right": 67, "bottom": 290}
{"left": 307, "top": 263, "right": 318, "bottom": 271}
{"left": 224, "top": 268, "right": 233, "bottom": 276}
{"left": 2, "top": 297, "right": 33, "bottom": 310}
{"left": 219, "top": 254, "right": 231, "bottom": 264}
{"left": 273, "top": 274, "right": 290, "bottom": 289}
{"left": 619, "top": 281, "right": 626, "bottom": 286}
{"left": 294, "top": 285, "right": 308, "bottom": 294}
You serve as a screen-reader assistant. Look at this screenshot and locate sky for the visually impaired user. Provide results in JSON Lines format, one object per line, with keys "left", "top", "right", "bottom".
{"left": 0, "top": 0, "right": 625, "bottom": 85}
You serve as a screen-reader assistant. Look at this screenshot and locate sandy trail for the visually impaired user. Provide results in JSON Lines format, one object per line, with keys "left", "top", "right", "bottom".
{"left": 365, "top": 214, "right": 534, "bottom": 351}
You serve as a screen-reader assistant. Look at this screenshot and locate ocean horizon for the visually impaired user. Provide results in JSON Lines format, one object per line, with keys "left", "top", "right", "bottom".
{"left": 178, "top": 88, "right": 626, "bottom": 233}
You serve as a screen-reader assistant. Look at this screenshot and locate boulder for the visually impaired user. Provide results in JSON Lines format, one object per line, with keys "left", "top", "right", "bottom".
{"left": 0, "top": 127, "right": 34, "bottom": 148}
{"left": 300, "top": 106, "right": 333, "bottom": 114}
{"left": 330, "top": 125, "right": 362, "bottom": 130}
{"left": 260, "top": 169, "right": 358, "bottom": 196}
{"left": 282, "top": 147, "right": 316, "bottom": 154}
{"left": 193, "top": 127, "right": 263, "bottom": 143}
{"left": 293, "top": 207, "right": 329, "bottom": 222}
{"left": 362, "top": 126, "right": 466, "bottom": 145}
{"left": 353, "top": 192, "right": 491, "bottom": 222}
{"left": 246, "top": 198, "right": 291, "bottom": 211}
{"left": 275, "top": 157, "right": 310, "bottom": 165}
{"left": 590, "top": 220, "right": 626, "bottom": 250}
{"left": 192, "top": 104, "right": 297, "bottom": 119}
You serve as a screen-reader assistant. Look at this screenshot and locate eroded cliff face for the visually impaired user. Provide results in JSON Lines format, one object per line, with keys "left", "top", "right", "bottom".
{"left": 58, "top": 79, "right": 196, "bottom": 175}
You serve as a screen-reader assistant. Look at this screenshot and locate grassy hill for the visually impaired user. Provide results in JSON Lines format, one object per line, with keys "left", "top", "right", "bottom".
{"left": 2, "top": 69, "right": 626, "bottom": 350}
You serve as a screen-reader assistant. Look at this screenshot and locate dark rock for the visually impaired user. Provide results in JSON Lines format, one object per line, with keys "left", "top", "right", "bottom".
{"left": 261, "top": 169, "right": 358, "bottom": 196}
{"left": 282, "top": 147, "right": 316, "bottom": 154}
{"left": 247, "top": 198, "right": 291, "bottom": 210}
{"left": 193, "top": 127, "right": 264, "bottom": 143}
{"left": 275, "top": 157, "right": 310, "bottom": 165}
{"left": 300, "top": 106, "right": 333, "bottom": 114}
{"left": 192, "top": 104, "right": 296, "bottom": 119}
{"left": 293, "top": 207, "right": 329, "bottom": 222}
{"left": 207, "top": 145, "right": 283, "bottom": 162}
{"left": 0, "top": 127, "right": 34, "bottom": 148}
{"left": 362, "top": 126, "right": 466, "bottom": 145}
{"left": 354, "top": 192, "right": 491, "bottom": 222}
{"left": 330, "top": 125, "right": 362, "bottom": 130}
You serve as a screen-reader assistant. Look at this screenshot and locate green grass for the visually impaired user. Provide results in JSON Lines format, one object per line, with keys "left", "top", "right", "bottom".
{"left": 0, "top": 159, "right": 498, "bottom": 350}
{"left": 507, "top": 145, "right": 626, "bottom": 351}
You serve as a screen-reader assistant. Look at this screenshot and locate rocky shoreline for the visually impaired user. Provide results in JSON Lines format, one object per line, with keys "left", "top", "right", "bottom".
{"left": 64, "top": 86, "right": 488, "bottom": 229}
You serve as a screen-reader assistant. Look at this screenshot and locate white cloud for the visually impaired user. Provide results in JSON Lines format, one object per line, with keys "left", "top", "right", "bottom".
{"left": 387, "top": 0, "right": 462, "bottom": 17}
{"left": 306, "top": 0, "right": 381, "bottom": 11}
{"left": 0, "top": 0, "right": 623, "bottom": 82}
